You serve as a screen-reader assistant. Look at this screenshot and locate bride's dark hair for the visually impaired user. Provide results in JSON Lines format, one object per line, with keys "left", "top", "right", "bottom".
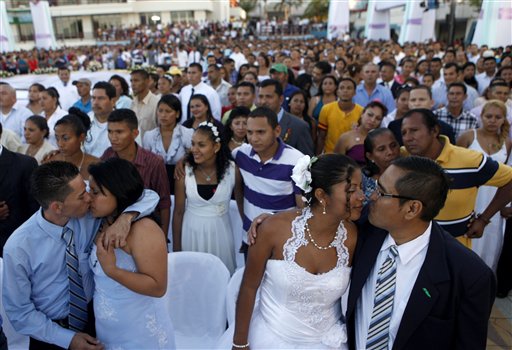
{"left": 89, "top": 158, "right": 144, "bottom": 214}
{"left": 305, "top": 154, "right": 359, "bottom": 212}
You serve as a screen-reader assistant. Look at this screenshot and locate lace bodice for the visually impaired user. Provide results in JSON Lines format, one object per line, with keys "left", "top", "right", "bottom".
{"left": 257, "top": 207, "right": 351, "bottom": 348}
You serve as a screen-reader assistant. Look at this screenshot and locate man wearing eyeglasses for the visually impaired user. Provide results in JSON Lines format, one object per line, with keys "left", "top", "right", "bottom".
{"left": 401, "top": 108, "right": 512, "bottom": 248}
{"left": 346, "top": 156, "right": 495, "bottom": 350}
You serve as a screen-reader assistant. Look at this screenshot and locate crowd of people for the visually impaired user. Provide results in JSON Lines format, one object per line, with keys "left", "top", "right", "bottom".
{"left": 1, "top": 35, "right": 512, "bottom": 349}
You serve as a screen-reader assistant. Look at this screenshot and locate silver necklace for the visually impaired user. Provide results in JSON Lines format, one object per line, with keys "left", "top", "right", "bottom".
{"left": 304, "top": 218, "right": 336, "bottom": 250}
{"left": 197, "top": 166, "right": 215, "bottom": 182}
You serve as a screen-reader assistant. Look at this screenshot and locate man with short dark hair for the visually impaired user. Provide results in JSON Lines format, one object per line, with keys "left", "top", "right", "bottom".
{"left": 476, "top": 56, "right": 498, "bottom": 94}
{"left": 84, "top": 81, "right": 117, "bottom": 157}
{"left": 434, "top": 82, "right": 478, "bottom": 139}
{"left": 101, "top": 109, "right": 171, "bottom": 237}
{"left": 221, "top": 82, "right": 257, "bottom": 124}
{"left": 130, "top": 69, "right": 159, "bottom": 138}
{"left": 179, "top": 63, "right": 222, "bottom": 120}
{"left": 269, "top": 63, "right": 300, "bottom": 111}
{"left": 432, "top": 62, "right": 479, "bottom": 110}
{"left": 258, "top": 79, "right": 314, "bottom": 156}
{"left": 207, "top": 63, "right": 232, "bottom": 107}
{"left": 310, "top": 61, "right": 332, "bottom": 97}
{"left": 379, "top": 61, "right": 402, "bottom": 98}
{"left": 233, "top": 106, "right": 304, "bottom": 259}
{"left": 401, "top": 108, "right": 512, "bottom": 248}
{"left": 471, "top": 81, "right": 512, "bottom": 127}
{"left": 347, "top": 156, "right": 495, "bottom": 350}
{"left": 55, "top": 67, "right": 79, "bottom": 111}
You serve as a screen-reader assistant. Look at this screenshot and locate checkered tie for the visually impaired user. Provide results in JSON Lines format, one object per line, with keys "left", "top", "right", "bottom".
{"left": 62, "top": 227, "right": 88, "bottom": 331}
{"left": 366, "top": 245, "right": 399, "bottom": 350}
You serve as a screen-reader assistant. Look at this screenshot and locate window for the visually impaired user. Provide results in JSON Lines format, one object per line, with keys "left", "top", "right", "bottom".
{"left": 170, "top": 11, "right": 194, "bottom": 23}
{"left": 53, "top": 16, "right": 83, "bottom": 39}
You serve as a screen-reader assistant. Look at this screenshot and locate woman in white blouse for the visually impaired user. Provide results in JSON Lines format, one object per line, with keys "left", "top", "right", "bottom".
{"left": 40, "top": 87, "right": 67, "bottom": 146}
{"left": 109, "top": 74, "right": 133, "bottom": 109}
{"left": 142, "top": 94, "right": 193, "bottom": 194}
{"left": 20, "top": 115, "right": 56, "bottom": 164}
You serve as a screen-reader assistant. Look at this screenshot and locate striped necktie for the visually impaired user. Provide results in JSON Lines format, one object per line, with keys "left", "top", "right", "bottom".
{"left": 366, "top": 245, "right": 399, "bottom": 350}
{"left": 62, "top": 227, "right": 88, "bottom": 331}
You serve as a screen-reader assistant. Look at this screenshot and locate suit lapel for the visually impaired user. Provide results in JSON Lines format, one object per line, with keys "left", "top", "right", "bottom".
{"left": 0, "top": 149, "right": 13, "bottom": 184}
{"left": 392, "top": 223, "right": 450, "bottom": 350}
{"left": 279, "top": 112, "right": 291, "bottom": 139}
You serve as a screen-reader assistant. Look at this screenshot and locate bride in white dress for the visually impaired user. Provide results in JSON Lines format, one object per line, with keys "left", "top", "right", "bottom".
{"left": 222, "top": 154, "right": 363, "bottom": 350}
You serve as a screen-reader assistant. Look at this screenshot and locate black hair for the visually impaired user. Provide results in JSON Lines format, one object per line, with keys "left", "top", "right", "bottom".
{"left": 258, "top": 53, "right": 270, "bottom": 68}
{"left": 447, "top": 82, "right": 467, "bottom": 94}
{"left": 108, "top": 108, "right": 139, "bottom": 130}
{"left": 289, "top": 90, "right": 310, "bottom": 120}
{"left": 317, "top": 75, "right": 338, "bottom": 97}
{"left": 109, "top": 74, "right": 130, "bottom": 96}
{"left": 314, "top": 61, "right": 333, "bottom": 75}
{"left": 130, "top": 69, "right": 149, "bottom": 79}
{"left": 189, "top": 94, "right": 214, "bottom": 122}
{"left": 30, "top": 161, "right": 80, "bottom": 209}
{"left": 305, "top": 154, "right": 359, "bottom": 215}
{"left": 188, "top": 62, "right": 203, "bottom": 72}
{"left": 248, "top": 106, "right": 278, "bottom": 129}
{"left": 208, "top": 63, "right": 221, "bottom": 71}
{"left": 236, "top": 81, "right": 256, "bottom": 94}
{"left": 259, "top": 79, "right": 283, "bottom": 97}
{"left": 29, "top": 83, "right": 45, "bottom": 92}
{"left": 402, "top": 108, "right": 439, "bottom": 133}
{"left": 93, "top": 81, "right": 116, "bottom": 99}
{"left": 363, "top": 128, "right": 398, "bottom": 177}
{"left": 186, "top": 125, "right": 231, "bottom": 183}
{"left": 379, "top": 61, "right": 396, "bottom": 71}
{"left": 42, "top": 87, "right": 60, "bottom": 107}
{"left": 430, "top": 57, "right": 442, "bottom": 64}
{"left": 395, "top": 86, "right": 411, "bottom": 100}
{"left": 88, "top": 158, "right": 144, "bottom": 215}
{"left": 363, "top": 100, "right": 388, "bottom": 118}
{"left": 225, "top": 106, "right": 251, "bottom": 144}
{"left": 26, "top": 115, "right": 50, "bottom": 139}
{"left": 483, "top": 56, "right": 497, "bottom": 63}
{"left": 158, "top": 94, "right": 182, "bottom": 122}
{"left": 339, "top": 77, "right": 357, "bottom": 90}
{"left": 444, "top": 62, "right": 462, "bottom": 73}
{"left": 410, "top": 85, "right": 433, "bottom": 99}
{"left": 392, "top": 156, "right": 450, "bottom": 221}
{"left": 295, "top": 73, "right": 313, "bottom": 92}
{"left": 55, "top": 107, "right": 91, "bottom": 136}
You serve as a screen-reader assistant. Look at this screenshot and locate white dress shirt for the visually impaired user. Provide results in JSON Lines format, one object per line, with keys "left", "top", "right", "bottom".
{"left": 84, "top": 113, "right": 110, "bottom": 158}
{"left": 476, "top": 72, "right": 496, "bottom": 95}
{"left": 42, "top": 107, "right": 68, "bottom": 146}
{"left": 1, "top": 105, "right": 32, "bottom": 138}
{"left": 179, "top": 82, "right": 222, "bottom": 121}
{"left": 355, "top": 222, "right": 432, "bottom": 350}
{"left": 55, "top": 81, "right": 79, "bottom": 111}
{"left": 208, "top": 79, "right": 232, "bottom": 107}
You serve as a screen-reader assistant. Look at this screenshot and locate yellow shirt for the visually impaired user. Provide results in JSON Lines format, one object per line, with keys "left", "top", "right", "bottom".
{"left": 318, "top": 102, "right": 363, "bottom": 153}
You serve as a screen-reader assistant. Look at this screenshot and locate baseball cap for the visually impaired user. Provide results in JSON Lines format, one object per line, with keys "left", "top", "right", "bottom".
{"left": 72, "top": 78, "right": 91, "bottom": 86}
{"left": 270, "top": 63, "right": 288, "bottom": 74}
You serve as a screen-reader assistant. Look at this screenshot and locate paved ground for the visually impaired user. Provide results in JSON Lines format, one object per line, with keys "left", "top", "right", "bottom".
{"left": 488, "top": 293, "right": 512, "bottom": 349}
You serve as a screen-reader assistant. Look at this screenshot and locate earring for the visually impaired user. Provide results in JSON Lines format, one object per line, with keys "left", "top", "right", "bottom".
{"left": 321, "top": 201, "right": 326, "bottom": 215}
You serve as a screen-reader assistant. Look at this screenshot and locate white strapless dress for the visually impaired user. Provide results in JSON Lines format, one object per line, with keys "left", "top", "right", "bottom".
{"left": 218, "top": 207, "right": 351, "bottom": 349}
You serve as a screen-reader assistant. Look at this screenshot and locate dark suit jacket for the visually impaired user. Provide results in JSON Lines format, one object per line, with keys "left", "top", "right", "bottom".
{"left": 380, "top": 81, "right": 403, "bottom": 99}
{"left": 0, "top": 148, "right": 38, "bottom": 256}
{"left": 347, "top": 220, "right": 495, "bottom": 350}
{"left": 279, "top": 111, "right": 314, "bottom": 156}
{"left": 388, "top": 117, "right": 456, "bottom": 146}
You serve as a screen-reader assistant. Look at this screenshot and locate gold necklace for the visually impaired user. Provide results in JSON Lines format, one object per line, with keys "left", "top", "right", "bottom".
{"left": 304, "top": 219, "right": 336, "bottom": 250}
{"left": 231, "top": 137, "right": 244, "bottom": 146}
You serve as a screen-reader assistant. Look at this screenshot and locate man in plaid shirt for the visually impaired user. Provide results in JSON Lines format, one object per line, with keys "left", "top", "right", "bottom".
{"left": 434, "top": 82, "right": 478, "bottom": 140}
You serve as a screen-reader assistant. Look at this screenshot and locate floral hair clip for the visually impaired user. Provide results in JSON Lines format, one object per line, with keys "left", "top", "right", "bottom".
{"left": 198, "top": 121, "right": 221, "bottom": 143}
{"left": 291, "top": 155, "right": 318, "bottom": 196}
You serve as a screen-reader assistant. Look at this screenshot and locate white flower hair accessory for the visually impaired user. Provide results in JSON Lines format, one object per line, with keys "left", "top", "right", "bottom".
{"left": 291, "top": 155, "right": 318, "bottom": 194}
{"left": 198, "top": 121, "right": 221, "bottom": 143}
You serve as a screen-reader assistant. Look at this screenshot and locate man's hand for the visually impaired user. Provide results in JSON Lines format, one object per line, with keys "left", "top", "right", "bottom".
{"left": 41, "top": 149, "right": 60, "bottom": 163}
{"left": 464, "top": 216, "right": 486, "bottom": 239}
{"left": 69, "top": 333, "right": 104, "bottom": 350}
{"left": 0, "top": 201, "right": 9, "bottom": 220}
{"left": 102, "top": 213, "right": 135, "bottom": 249}
{"left": 500, "top": 207, "right": 512, "bottom": 219}
{"left": 174, "top": 158, "right": 186, "bottom": 180}
{"left": 247, "top": 213, "right": 272, "bottom": 245}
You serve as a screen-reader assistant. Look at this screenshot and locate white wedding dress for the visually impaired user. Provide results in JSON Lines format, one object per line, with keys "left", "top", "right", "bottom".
{"left": 218, "top": 207, "right": 351, "bottom": 349}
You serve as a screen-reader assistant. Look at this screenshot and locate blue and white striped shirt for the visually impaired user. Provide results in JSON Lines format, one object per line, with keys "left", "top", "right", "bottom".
{"left": 233, "top": 138, "right": 303, "bottom": 242}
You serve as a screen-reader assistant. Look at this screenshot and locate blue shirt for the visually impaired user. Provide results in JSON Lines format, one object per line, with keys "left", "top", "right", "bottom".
{"left": 353, "top": 83, "right": 396, "bottom": 113}
{"left": 1, "top": 105, "right": 32, "bottom": 139}
{"left": 283, "top": 84, "right": 300, "bottom": 111}
{"left": 72, "top": 98, "right": 92, "bottom": 114}
{"left": 2, "top": 190, "right": 158, "bottom": 348}
{"left": 432, "top": 82, "right": 478, "bottom": 111}
{"left": 233, "top": 138, "right": 303, "bottom": 239}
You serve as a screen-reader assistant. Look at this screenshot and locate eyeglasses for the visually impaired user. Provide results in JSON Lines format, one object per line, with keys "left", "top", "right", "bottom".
{"left": 374, "top": 188, "right": 419, "bottom": 202}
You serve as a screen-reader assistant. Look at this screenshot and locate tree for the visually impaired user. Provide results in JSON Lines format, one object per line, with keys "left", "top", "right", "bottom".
{"left": 238, "top": 0, "right": 258, "bottom": 20}
{"left": 468, "top": 0, "right": 483, "bottom": 8}
{"left": 276, "top": 0, "right": 304, "bottom": 21}
{"left": 304, "top": 0, "right": 329, "bottom": 20}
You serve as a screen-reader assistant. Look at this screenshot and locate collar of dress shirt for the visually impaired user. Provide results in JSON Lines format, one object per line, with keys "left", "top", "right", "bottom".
{"left": 0, "top": 144, "right": 3, "bottom": 156}
{"left": 277, "top": 108, "right": 284, "bottom": 123}
{"left": 381, "top": 221, "right": 432, "bottom": 265}
{"left": 36, "top": 208, "right": 69, "bottom": 243}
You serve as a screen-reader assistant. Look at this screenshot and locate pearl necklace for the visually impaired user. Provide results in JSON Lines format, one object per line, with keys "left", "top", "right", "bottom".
{"left": 304, "top": 218, "right": 336, "bottom": 250}
{"left": 231, "top": 137, "right": 245, "bottom": 146}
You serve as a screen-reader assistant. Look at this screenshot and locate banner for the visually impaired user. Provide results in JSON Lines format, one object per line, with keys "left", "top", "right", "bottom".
{"left": 30, "top": 0, "right": 57, "bottom": 49}
{"left": 327, "top": 0, "right": 350, "bottom": 40}
{"left": 365, "top": 0, "right": 390, "bottom": 41}
{"left": 0, "top": 1, "right": 15, "bottom": 52}
{"left": 472, "top": 0, "right": 512, "bottom": 48}
{"left": 398, "top": 1, "right": 436, "bottom": 44}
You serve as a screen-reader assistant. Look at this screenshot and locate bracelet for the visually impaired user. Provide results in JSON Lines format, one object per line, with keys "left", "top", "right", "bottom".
{"left": 232, "top": 342, "right": 250, "bottom": 349}
{"left": 476, "top": 213, "right": 491, "bottom": 225}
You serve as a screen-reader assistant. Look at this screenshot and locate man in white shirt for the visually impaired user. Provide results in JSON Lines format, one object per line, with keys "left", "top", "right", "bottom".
{"left": 476, "top": 56, "right": 497, "bottom": 95}
{"left": 55, "top": 67, "right": 79, "bottom": 111}
{"left": 0, "top": 83, "right": 32, "bottom": 139}
{"left": 130, "top": 69, "right": 159, "bottom": 138}
{"left": 229, "top": 45, "right": 247, "bottom": 71}
{"left": 179, "top": 63, "right": 222, "bottom": 121}
{"left": 206, "top": 64, "right": 232, "bottom": 107}
{"left": 346, "top": 156, "right": 495, "bottom": 350}
{"left": 84, "top": 82, "right": 116, "bottom": 158}
{"left": 177, "top": 44, "right": 188, "bottom": 68}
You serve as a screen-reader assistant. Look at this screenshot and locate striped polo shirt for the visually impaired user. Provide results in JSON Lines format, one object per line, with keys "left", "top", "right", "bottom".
{"left": 233, "top": 138, "right": 304, "bottom": 241}
{"left": 426, "top": 136, "right": 512, "bottom": 237}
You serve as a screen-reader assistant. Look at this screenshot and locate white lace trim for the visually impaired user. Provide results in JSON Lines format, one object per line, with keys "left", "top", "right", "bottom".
{"left": 145, "top": 314, "right": 169, "bottom": 348}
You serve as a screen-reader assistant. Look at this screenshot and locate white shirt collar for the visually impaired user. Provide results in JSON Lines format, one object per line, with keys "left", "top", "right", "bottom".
{"left": 0, "top": 144, "right": 3, "bottom": 156}
{"left": 381, "top": 221, "right": 432, "bottom": 265}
